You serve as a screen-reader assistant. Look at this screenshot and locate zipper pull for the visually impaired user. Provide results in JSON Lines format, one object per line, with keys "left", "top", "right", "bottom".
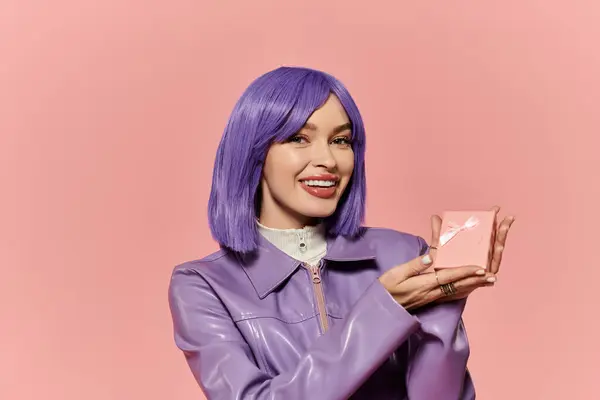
{"left": 310, "top": 266, "right": 321, "bottom": 284}
{"left": 297, "top": 231, "right": 307, "bottom": 253}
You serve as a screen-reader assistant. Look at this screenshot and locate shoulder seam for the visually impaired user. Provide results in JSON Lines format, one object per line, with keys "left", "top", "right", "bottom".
{"left": 175, "top": 249, "right": 231, "bottom": 270}
{"left": 362, "top": 226, "right": 414, "bottom": 236}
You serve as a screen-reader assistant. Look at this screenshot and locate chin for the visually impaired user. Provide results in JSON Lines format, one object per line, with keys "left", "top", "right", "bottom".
{"left": 298, "top": 204, "right": 338, "bottom": 219}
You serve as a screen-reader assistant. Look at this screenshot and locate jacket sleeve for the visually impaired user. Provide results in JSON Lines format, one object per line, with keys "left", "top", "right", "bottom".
{"left": 168, "top": 266, "right": 421, "bottom": 400}
{"left": 404, "top": 237, "right": 476, "bottom": 400}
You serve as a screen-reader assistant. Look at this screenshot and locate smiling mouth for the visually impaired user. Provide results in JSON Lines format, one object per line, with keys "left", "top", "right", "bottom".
{"left": 298, "top": 177, "right": 340, "bottom": 199}
{"left": 299, "top": 179, "right": 339, "bottom": 188}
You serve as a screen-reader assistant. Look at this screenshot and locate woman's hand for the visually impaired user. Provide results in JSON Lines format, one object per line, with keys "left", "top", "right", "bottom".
{"left": 379, "top": 206, "right": 515, "bottom": 310}
{"left": 378, "top": 255, "right": 492, "bottom": 311}
{"left": 431, "top": 205, "right": 515, "bottom": 303}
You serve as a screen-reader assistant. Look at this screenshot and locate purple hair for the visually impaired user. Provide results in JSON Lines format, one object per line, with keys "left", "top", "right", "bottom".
{"left": 208, "top": 66, "right": 367, "bottom": 253}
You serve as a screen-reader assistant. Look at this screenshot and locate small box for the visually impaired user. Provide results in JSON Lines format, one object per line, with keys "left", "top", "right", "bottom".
{"left": 434, "top": 211, "right": 496, "bottom": 270}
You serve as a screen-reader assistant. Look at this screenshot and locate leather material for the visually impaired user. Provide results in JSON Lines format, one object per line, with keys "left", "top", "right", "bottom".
{"left": 168, "top": 227, "right": 475, "bottom": 400}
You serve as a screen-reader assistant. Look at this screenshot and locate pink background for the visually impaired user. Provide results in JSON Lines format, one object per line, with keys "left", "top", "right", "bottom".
{"left": 1, "top": 1, "right": 597, "bottom": 399}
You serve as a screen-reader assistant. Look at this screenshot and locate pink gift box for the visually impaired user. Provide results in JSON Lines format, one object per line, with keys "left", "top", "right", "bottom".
{"left": 434, "top": 211, "right": 496, "bottom": 270}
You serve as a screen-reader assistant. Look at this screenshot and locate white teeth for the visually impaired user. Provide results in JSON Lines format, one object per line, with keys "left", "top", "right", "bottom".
{"left": 303, "top": 180, "right": 337, "bottom": 187}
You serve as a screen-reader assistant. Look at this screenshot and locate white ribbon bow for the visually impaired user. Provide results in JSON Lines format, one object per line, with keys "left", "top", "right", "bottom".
{"left": 439, "top": 216, "right": 480, "bottom": 247}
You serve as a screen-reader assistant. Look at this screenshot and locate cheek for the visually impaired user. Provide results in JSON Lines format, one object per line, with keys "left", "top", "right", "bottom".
{"left": 263, "top": 148, "right": 306, "bottom": 183}
{"left": 338, "top": 151, "right": 355, "bottom": 175}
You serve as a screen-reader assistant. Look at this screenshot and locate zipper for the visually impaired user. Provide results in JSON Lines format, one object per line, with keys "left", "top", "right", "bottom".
{"left": 302, "top": 262, "right": 329, "bottom": 334}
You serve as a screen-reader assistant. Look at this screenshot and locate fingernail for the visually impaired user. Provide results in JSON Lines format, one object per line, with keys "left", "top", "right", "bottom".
{"left": 421, "top": 255, "right": 432, "bottom": 265}
{"left": 486, "top": 276, "right": 497, "bottom": 283}
{"left": 476, "top": 269, "right": 485, "bottom": 275}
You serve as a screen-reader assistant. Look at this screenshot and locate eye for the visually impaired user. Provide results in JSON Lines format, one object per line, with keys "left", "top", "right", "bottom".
{"left": 287, "top": 135, "right": 308, "bottom": 144}
{"left": 332, "top": 136, "right": 352, "bottom": 146}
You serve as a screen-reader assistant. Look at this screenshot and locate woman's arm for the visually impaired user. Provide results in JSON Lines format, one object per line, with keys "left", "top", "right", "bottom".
{"left": 406, "top": 299, "right": 475, "bottom": 399}
{"left": 168, "top": 265, "right": 421, "bottom": 400}
{"left": 405, "top": 237, "right": 475, "bottom": 400}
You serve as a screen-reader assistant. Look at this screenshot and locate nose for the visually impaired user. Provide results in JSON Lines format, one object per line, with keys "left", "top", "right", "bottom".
{"left": 311, "top": 140, "right": 337, "bottom": 170}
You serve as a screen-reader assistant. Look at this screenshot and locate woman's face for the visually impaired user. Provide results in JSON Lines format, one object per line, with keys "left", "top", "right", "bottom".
{"left": 259, "top": 94, "right": 355, "bottom": 229}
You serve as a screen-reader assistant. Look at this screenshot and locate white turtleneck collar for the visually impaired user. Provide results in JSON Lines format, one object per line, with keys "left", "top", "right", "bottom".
{"left": 257, "top": 220, "right": 327, "bottom": 266}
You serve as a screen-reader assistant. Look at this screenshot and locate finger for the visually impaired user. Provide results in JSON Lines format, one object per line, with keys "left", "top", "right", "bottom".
{"left": 428, "top": 215, "right": 443, "bottom": 262}
{"left": 489, "top": 216, "right": 515, "bottom": 274}
{"left": 395, "top": 254, "right": 435, "bottom": 281}
{"left": 496, "top": 216, "right": 515, "bottom": 245}
{"left": 430, "top": 214, "right": 442, "bottom": 247}
{"left": 490, "top": 206, "right": 500, "bottom": 245}
{"left": 486, "top": 206, "right": 504, "bottom": 274}
{"left": 452, "top": 273, "right": 497, "bottom": 291}
{"left": 436, "top": 281, "right": 496, "bottom": 303}
{"left": 427, "top": 266, "right": 485, "bottom": 288}
{"left": 433, "top": 274, "right": 496, "bottom": 302}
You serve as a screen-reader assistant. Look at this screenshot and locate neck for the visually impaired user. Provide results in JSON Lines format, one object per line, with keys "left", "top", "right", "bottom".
{"left": 258, "top": 210, "right": 319, "bottom": 230}
{"left": 258, "top": 187, "right": 319, "bottom": 229}
{"left": 257, "top": 220, "right": 327, "bottom": 266}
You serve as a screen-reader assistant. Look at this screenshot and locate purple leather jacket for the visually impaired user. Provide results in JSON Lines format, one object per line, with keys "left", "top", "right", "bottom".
{"left": 168, "top": 227, "right": 475, "bottom": 400}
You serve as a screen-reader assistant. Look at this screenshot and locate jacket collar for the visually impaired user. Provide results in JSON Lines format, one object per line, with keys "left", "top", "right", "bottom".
{"left": 239, "top": 230, "right": 377, "bottom": 299}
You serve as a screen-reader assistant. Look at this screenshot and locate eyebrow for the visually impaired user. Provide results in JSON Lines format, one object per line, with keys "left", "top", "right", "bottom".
{"left": 303, "top": 122, "right": 353, "bottom": 134}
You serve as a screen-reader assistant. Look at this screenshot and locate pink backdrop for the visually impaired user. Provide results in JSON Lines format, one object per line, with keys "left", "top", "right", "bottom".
{"left": 1, "top": 1, "right": 597, "bottom": 399}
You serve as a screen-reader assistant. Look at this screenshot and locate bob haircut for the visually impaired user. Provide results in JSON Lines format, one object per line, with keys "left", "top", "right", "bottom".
{"left": 208, "top": 66, "right": 367, "bottom": 253}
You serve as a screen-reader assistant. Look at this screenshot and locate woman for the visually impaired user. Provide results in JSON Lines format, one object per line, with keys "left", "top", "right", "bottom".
{"left": 168, "top": 66, "right": 514, "bottom": 399}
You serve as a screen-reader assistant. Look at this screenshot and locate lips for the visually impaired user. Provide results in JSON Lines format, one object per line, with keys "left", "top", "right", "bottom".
{"left": 299, "top": 174, "right": 340, "bottom": 199}
{"left": 299, "top": 174, "right": 339, "bottom": 183}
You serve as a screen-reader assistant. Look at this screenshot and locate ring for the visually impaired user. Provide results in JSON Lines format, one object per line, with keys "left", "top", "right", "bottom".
{"left": 435, "top": 271, "right": 441, "bottom": 286}
{"left": 440, "top": 282, "right": 457, "bottom": 296}
{"left": 430, "top": 246, "right": 438, "bottom": 250}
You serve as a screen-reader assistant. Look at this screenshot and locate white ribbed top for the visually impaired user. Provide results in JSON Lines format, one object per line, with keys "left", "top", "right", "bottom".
{"left": 257, "top": 221, "right": 327, "bottom": 266}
